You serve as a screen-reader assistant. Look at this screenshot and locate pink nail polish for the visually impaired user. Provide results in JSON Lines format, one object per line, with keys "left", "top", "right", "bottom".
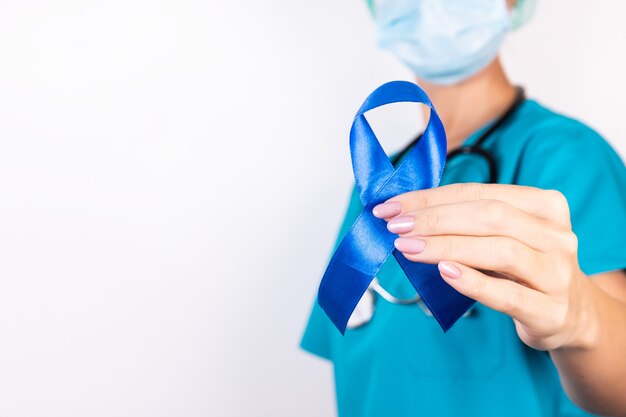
{"left": 372, "top": 201, "right": 402, "bottom": 219}
{"left": 394, "top": 237, "right": 426, "bottom": 254}
{"left": 438, "top": 262, "right": 462, "bottom": 279}
{"left": 387, "top": 216, "right": 415, "bottom": 234}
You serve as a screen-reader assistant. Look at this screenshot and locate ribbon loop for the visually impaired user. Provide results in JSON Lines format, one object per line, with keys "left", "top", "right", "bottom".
{"left": 350, "top": 115, "right": 394, "bottom": 206}
{"left": 317, "top": 81, "right": 474, "bottom": 334}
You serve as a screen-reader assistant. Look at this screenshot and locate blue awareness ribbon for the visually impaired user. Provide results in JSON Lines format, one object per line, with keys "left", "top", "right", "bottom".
{"left": 317, "top": 81, "right": 475, "bottom": 334}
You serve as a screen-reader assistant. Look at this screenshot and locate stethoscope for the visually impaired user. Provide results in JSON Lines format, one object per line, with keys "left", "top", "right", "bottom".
{"left": 346, "top": 86, "right": 527, "bottom": 330}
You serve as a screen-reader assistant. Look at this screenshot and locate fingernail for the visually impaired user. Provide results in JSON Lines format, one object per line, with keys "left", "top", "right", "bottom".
{"left": 438, "top": 262, "right": 462, "bottom": 279}
{"left": 387, "top": 216, "right": 415, "bottom": 234}
{"left": 372, "top": 201, "right": 402, "bottom": 219}
{"left": 394, "top": 237, "right": 425, "bottom": 254}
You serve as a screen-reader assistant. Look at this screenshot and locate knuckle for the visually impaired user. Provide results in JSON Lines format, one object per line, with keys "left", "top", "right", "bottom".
{"left": 561, "top": 231, "right": 579, "bottom": 254}
{"left": 434, "top": 236, "right": 457, "bottom": 260}
{"left": 483, "top": 200, "right": 507, "bottom": 230}
{"left": 501, "top": 286, "right": 523, "bottom": 315}
{"left": 468, "top": 275, "right": 487, "bottom": 298}
{"left": 494, "top": 238, "right": 517, "bottom": 270}
{"left": 424, "top": 208, "right": 441, "bottom": 230}
{"left": 548, "top": 262, "right": 568, "bottom": 290}
{"left": 551, "top": 300, "right": 569, "bottom": 328}
{"left": 444, "top": 237, "right": 456, "bottom": 259}
{"left": 544, "top": 189, "right": 571, "bottom": 218}
{"left": 411, "top": 190, "right": 430, "bottom": 209}
{"left": 464, "top": 182, "right": 486, "bottom": 201}
{"left": 550, "top": 258, "right": 574, "bottom": 290}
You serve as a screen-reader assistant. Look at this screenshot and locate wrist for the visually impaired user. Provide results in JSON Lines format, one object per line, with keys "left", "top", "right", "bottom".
{"left": 557, "top": 271, "right": 601, "bottom": 352}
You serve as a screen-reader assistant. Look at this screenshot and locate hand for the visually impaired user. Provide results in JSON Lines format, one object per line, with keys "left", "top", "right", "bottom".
{"left": 372, "top": 183, "right": 598, "bottom": 351}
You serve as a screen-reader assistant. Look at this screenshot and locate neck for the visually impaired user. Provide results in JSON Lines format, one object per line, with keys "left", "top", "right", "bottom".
{"left": 419, "top": 58, "right": 516, "bottom": 151}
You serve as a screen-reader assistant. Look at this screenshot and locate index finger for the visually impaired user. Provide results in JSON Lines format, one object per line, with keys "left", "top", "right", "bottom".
{"left": 382, "top": 183, "right": 571, "bottom": 227}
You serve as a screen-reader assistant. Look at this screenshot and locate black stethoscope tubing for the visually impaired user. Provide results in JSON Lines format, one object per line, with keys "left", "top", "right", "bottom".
{"left": 392, "top": 86, "right": 527, "bottom": 184}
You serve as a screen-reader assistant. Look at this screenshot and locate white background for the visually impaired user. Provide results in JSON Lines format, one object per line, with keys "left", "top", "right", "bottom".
{"left": 0, "top": 1, "right": 624, "bottom": 416}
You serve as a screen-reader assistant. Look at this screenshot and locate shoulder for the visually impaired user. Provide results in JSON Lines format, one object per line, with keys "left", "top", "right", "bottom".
{"left": 500, "top": 99, "right": 625, "bottom": 183}
{"left": 514, "top": 100, "right": 614, "bottom": 156}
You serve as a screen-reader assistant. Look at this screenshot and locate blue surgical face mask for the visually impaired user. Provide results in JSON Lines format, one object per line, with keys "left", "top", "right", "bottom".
{"left": 369, "top": 0, "right": 512, "bottom": 85}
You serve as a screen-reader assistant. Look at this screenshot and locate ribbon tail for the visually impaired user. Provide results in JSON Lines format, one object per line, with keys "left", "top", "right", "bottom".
{"left": 393, "top": 251, "right": 475, "bottom": 331}
{"left": 318, "top": 211, "right": 396, "bottom": 334}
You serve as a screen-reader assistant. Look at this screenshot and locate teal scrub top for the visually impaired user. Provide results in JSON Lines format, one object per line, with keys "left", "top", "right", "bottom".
{"left": 300, "top": 98, "right": 626, "bottom": 417}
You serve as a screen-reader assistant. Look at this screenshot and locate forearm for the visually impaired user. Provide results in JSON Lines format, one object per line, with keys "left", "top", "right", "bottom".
{"left": 550, "top": 278, "right": 626, "bottom": 417}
